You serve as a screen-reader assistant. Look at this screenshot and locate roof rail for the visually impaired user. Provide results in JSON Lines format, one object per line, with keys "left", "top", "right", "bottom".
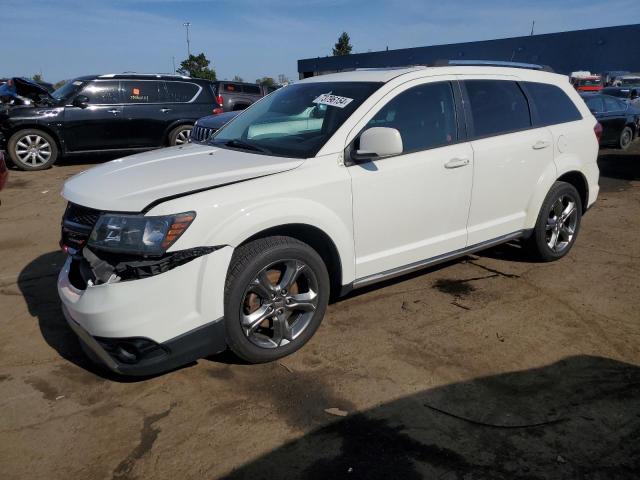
{"left": 98, "top": 73, "right": 192, "bottom": 80}
{"left": 432, "top": 59, "right": 554, "bottom": 72}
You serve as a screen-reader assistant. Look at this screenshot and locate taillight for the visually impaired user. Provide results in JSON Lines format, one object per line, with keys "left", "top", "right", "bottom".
{"left": 216, "top": 94, "right": 223, "bottom": 106}
{"left": 594, "top": 122, "right": 603, "bottom": 143}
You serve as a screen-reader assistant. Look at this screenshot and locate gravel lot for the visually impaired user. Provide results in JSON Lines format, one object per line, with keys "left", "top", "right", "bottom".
{"left": 1, "top": 145, "right": 639, "bottom": 479}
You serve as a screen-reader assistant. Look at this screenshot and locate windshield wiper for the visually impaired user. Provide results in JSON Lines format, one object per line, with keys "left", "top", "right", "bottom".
{"left": 222, "top": 139, "right": 271, "bottom": 154}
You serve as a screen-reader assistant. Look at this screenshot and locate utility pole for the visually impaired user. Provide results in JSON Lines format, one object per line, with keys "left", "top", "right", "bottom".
{"left": 183, "top": 22, "right": 191, "bottom": 57}
{"left": 172, "top": 56, "right": 176, "bottom": 74}
{"left": 530, "top": 20, "right": 535, "bottom": 36}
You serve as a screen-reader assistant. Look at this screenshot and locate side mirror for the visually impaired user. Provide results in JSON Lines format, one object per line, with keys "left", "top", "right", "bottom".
{"left": 72, "top": 95, "right": 89, "bottom": 109}
{"left": 351, "top": 127, "right": 403, "bottom": 162}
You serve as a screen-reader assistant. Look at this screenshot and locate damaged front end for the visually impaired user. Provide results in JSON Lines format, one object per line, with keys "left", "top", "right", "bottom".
{"left": 61, "top": 202, "right": 218, "bottom": 289}
{"left": 0, "top": 77, "right": 55, "bottom": 107}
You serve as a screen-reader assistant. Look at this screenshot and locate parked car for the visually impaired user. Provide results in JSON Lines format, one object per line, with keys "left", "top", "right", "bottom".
{"left": 0, "top": 151, "right": 8, "bottom": 190}
{"left": 0, "top": 73, "right": 219, "bottom": 170}
{"left": 58, "top": 63, "right": 599, "bottom": 375}
{"left": 573, "top": 76, "right": 603, "bottom": 92}
{"left": 612, "top": 74, "right": 640, "bottom": 87}
{"left": 600, "top": 70, "right": 630, "bottom": 87}
{"left": 214, "top": 81, "right": 279, "bottom": 112}
{"left": 190, "top": 111, "right": 241, "bottom": 143}
{"left": 581, "top": 93, "right": 640, "bottom": 149}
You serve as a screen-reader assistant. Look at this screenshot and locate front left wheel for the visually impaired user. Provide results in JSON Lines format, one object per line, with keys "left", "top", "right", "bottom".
{"left": 224, "top": 236, "right": 330, "bottom": 363}
{"left": 7, "top": 129, "right": 58, "bottom": 170}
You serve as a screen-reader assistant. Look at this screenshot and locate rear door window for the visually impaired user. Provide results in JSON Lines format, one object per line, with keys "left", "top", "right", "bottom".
{"left": 165, "top": 81, "right": 200, "bottom": 102}
{"left": 522, "top": 82, "right": 582, "bottom": 126}
{"left": 81, "top": 81, "right": 121, "bottom": 104}
{"left": 121, "top": 81, "right": 162, "bottom": 103}
{"left": 464, "top": 80, "right": 531, "bottom": 138}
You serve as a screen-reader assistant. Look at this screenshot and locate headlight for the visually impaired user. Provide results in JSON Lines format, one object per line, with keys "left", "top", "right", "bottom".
{"left": 88, "top": 212, "right": 195, "bottom": 255}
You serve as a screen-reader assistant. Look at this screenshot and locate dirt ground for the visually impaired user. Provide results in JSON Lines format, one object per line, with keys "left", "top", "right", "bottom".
{"left": 1, "top": 145, "right": 639, "bottom": 480}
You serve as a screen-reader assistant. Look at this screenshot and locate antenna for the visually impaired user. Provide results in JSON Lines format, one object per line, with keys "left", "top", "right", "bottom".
{"left": 530, "top": 20, "right": 535, "bottom": 36}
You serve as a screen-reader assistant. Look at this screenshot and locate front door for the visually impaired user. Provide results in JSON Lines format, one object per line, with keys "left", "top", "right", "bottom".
{"left": 63, "top": 80, "right": 128, "bottom": 151}
{"left": 348, "top": 80, "right": 473, "bottom": 279}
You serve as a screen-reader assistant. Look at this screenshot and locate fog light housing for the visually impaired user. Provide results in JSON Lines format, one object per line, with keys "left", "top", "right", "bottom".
{"left": 96, "top": 337, "right": 167, "bottom": 365}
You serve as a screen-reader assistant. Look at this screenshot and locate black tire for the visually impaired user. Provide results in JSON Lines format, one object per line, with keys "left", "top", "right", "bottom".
{"left": 224, "top": 236, "right": 330, "bottom": 363}
{"left": 168, "top": 124, "right": 192, "bottom": 146}
{"left": 525, "top": 181, "right": 582, "bottom": 262}
{"left": 8, "top": 129, "right": 59, "bottom": 170}
{"left": 619, "top": 126, "right": 633, "bottom": 150}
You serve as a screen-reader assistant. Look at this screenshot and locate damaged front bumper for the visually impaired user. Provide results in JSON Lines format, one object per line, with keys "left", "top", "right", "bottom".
{"left": 58, "top": 246, "right": 234, "bottom": 376}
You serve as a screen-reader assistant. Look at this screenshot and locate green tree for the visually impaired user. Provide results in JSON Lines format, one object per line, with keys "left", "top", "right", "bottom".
{"left": 255, "top": 76, "right": 275, "bottom": 87}
{"left": 232, "top": 75, "right": 244, "bottom": 82}
{"left": 32, "top": 73, "right": 43, "bottom": 82}
{"left": 177, "top": 53, "right": 216, "bottom": 80}
{"left": 332, "top": 32, "right": 352, "bottom": 56}
{"left": 53, "top": 80, "right": 67, "bottom": 90}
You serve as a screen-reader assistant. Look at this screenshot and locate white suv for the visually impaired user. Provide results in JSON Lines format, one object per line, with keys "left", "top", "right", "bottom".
{"left": 58, "top": 64, "right": 600, "bottom": 375}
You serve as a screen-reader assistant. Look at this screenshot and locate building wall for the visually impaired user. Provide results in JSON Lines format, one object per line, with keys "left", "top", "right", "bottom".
{"left": 298, "top": 24, "right": 640, "bottom": 78}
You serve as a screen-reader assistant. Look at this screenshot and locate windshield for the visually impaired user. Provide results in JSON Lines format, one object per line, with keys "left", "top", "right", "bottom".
{"left": 211, "top": 81, "right": 381, "bottom": 158}
{"left": 51, "top": 80, "right": 86, "bottom": 103}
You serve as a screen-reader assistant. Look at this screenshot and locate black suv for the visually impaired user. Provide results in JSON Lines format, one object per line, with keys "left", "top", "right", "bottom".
{"left": 0, "top": 74, "right": 218, "bottom": 170}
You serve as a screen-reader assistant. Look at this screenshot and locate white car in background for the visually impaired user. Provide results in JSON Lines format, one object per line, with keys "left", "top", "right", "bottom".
{"left": 58, "top": 62, "right": 600, "bottom": 375}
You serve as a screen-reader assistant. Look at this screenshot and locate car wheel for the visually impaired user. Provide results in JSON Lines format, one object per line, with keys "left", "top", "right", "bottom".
{"left": 525, "top": 181, "right": 582, "bottom": 262}
{"left": 8, "top": 129, "right": 58, "bottom": 170}
{"left": 619, "top": 126, "right": 633, "bottom": 150}
{"left": 224, "top": 236, "right": 330, "bottom": 363}
{"left": 168, "top": 125, "right": 192, "bottom": 146}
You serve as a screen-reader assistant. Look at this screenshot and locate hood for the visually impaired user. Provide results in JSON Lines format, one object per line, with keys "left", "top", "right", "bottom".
{"left": 0, "top": 77, "right": 53, "bottom": 106}
{"left": 196, "top": 111, "right": 240, "bottom": 129}
{"left": 61, "top": 143, "right": 304, "bottom": 212}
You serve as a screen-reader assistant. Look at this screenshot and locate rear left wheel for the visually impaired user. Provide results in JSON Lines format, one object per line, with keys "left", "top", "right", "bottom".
{"left": 168, "top": 125, "right": 192, "bottom": 146}
{"left": 619, "top": 126, "right": 633, "bottom": 150}
{"left": 525, "top": 181, "right": 582, "bottom": 262}
{"left": 224, "top": 236, "right": 330, "bottom": 363}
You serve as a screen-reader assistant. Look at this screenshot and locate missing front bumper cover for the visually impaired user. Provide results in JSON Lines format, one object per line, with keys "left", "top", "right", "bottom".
{"left": 79, "top": 246, "right": 219, "bottom": 286}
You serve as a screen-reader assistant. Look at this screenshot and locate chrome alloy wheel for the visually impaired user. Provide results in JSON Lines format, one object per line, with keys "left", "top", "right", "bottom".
{"left": 14, "top": 134, "right": 52, "bottom": 167}
{"left": 546, "top": 194, "right": 578, "bottom": 253}
{"left": 240, "top": 259, "right": 319, "bottom": 349}
{"left": 175, "top": 128, "right": 192, "bottom": 145}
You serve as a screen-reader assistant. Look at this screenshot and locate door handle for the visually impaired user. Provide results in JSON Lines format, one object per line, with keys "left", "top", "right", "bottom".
{"left": 444, "top": 157, "right": 470, "bottom": 169}
{"left": 107, "top": 109, "right": 121, "bottom": 115}
{"left": 161, "top": 108, "right": 172, "bottom": 113}
{"left": 532, "top": 140, "right": 551, "bottom": 150}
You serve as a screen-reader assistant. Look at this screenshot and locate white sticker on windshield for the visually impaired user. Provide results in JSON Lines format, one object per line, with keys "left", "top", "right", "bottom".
{"left": 313, "top": 93, "right": 353, "bottom": 109}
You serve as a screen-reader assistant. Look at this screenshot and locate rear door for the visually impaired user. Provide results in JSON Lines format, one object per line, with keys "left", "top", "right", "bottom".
{"left": 461, "top": 78, "right": 555, "bottom": 244}
{"left": 603, "top": 96, "right": 628, "bottom": 142}
{"left": 63, "top": 80, "right": 128, "bottom": 151}
{"left": 121, "top": 80, "right": 166, "bottom": 147}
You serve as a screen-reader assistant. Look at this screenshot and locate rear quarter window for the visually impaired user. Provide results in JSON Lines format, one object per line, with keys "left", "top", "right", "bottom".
{"left": 464, "top": 80, "right": 531, "bottom": 138}
{"left": 523, "top": 82, "right": 582, "bottom": 126}
{"left": 165, "top": 81, "right": 200, "bottom": 102}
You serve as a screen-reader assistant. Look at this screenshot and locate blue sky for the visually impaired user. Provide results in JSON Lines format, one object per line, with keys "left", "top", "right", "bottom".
{"left": 1, "top": 0, "right": 639, "bottom": 84}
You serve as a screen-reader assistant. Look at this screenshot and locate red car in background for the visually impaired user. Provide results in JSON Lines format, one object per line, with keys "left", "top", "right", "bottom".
{"left": 574, "top": 76, "right": 603, "bottom": 92}
{"left": 0, "top": 151, "right": 8, "bottom": 190}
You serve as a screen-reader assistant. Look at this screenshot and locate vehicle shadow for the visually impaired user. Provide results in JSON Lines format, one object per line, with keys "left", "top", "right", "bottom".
{"left": 597, "top": 148, "right": 640, "bottom": 183}
{"left": 16, "top": 251, "right": 185, "bottom": 382}
{"left": 224, "top": 354, "right": 640, "bottom": 479}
